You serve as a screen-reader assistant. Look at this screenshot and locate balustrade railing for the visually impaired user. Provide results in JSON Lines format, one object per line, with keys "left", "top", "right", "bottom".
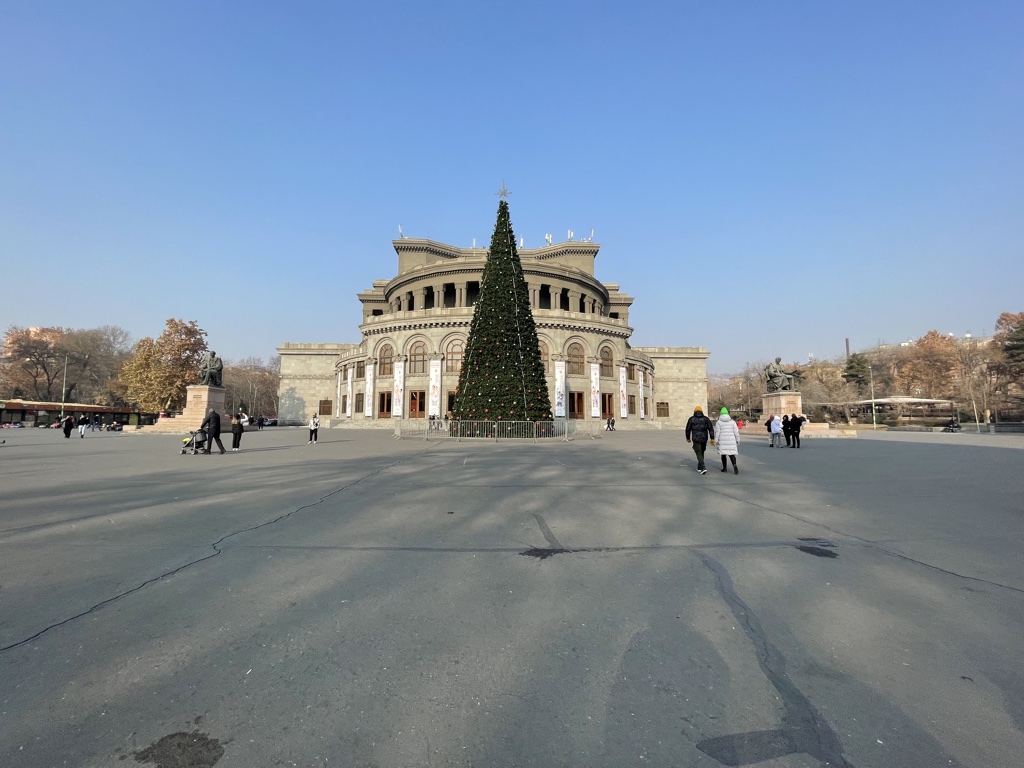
{"left": 394, "top": 419, "right": 578, "bottom": 441}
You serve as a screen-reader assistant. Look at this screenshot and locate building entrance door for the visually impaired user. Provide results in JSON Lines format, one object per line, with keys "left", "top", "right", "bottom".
{"left": 409, "top": 390, "right": 426, "bottom": 419}
{"left": 568, "top": 391, "right": 584, "bottom": 419}
{"left": 601, "top": 392, "right": 614, "bottom": 419}
{"left": 378, "top": 391, "right": 392, "bottom": 418}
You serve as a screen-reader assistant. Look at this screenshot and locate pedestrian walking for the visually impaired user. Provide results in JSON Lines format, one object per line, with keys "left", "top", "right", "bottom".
{"left": 715, "top": 407, "right": 741, "bottom": 474}
{"left": 77, "top": 414, "right": 89, "bottom": 438}
{"left": 782, "top": 414, "right": 792, "bottom": 447}
{"left": 684, "top": 405, "right": 714, "bottom": 475}
{"left": 790, "top": 413, "right": 804, "bottom": 448}
{"left": 308, "top": 413, "right": 319, "bottom": 444}
{"left": 199, "top": 408, "right": 226, "bottom": 454}
{"left": 230, "top": 412, "right": 244, "bottom": 451}
{"left": 770, "top": 414, "right": 784, "bottom": 448}
{"left": 61, "top": 414, "right": 74, "bottom": 438}
{"left": 91, "top": 415, "right": 100, "bottom": 432}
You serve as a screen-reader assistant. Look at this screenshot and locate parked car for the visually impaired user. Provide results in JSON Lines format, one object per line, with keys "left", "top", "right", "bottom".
{"left": 263, "top": 418, "right": 278, "bottom": 426}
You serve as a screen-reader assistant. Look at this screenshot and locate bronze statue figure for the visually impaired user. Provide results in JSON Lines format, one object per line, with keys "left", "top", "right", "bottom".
{"left": 199, "top": 350, "right": 224, "bottom": 387}
{"left": 765, "top": 357, "right": 801, "bottom": 392}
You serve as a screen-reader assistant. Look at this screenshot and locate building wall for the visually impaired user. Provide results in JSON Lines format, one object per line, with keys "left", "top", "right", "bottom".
{"left": 277, "top": 239, "right": 709, "bottom": 426}
{"left": 278, "top": 343, "right": 356, "bottom": 424}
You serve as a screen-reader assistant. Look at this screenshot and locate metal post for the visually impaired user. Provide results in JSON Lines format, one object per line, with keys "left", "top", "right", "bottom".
{"left": 869, "top": 365, "right": 877, "bottom": 430}
{"left": 60, "top": 354, "right": 69, "bottom": 418}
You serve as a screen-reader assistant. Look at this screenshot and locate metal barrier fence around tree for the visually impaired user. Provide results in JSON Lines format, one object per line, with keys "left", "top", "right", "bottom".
{"left": 393, "top": 419, "right": 581, "bottom": 441}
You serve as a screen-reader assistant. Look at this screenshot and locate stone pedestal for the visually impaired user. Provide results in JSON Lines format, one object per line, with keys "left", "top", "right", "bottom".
{"left": 762, "top": 390, "right": 803, "bottom": 418}
{"left": 138, "top": 385, "right": 227, "bottom": 434}
{"left": 182, "top": 385, "right": 227, "bottom": 425}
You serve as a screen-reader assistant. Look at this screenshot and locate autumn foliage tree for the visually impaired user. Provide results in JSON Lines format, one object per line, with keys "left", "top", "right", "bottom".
{"left": 895, "top": 330, "right": 958, "bottom": 398}
{"left": 2, "top": 325, "right": 133, "bottom": 403}
{"left": 121, "top": 319, "right": 208, "bottom": 412}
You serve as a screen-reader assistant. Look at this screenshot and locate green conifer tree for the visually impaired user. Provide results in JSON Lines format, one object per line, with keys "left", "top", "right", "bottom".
{"left": 453, "top": 199, "right": 553, "bottom": 421}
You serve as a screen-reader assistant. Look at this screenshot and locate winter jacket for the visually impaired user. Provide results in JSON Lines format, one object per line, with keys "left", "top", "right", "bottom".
{"left": 714, "top": 414, "right": 741, "bottom": 456}
{"left": 770, "top": 416, "right": 783, "bottom": 434}
{"left": 684, "top": 412, "right": 714, "bottom": 443}
{"left": 200, "top": 411, "right": 222, "bottom": 436}
{"left": 230, "top": 417, "right": 243, "bottom": 435}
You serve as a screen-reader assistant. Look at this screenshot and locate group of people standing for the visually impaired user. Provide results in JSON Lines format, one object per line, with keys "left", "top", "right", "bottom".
{"left": 685, "top": 407, "right": 809, "bottom": 474}
{"left": 766, "top": 413, "right": 805, "bottom": 448}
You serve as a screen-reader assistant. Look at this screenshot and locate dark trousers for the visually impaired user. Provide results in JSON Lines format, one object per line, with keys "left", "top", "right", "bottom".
{"left": 791, "top": 432, "right": 801, "bottom": 448}
{"left": 692, "top": 440, "right": 708, "bottom": 470}
{"left": 231, "top": 432, "right": 242, "bottom": 449}
{"left": 206, "top": 434, "right": 225, "bottom": 453}
{"left": 721, "top": 454, "right": 737, "bottom": 468}
{"left": 309, "top": 428, "right": 318, "bottom": 443}
{"left": 784, "top": 430, "right": 792, "bottom": 446}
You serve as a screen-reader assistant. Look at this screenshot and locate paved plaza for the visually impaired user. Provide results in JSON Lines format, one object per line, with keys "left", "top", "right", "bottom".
{"left": 1, "top": 426, "right": 1022, "bottom": 768}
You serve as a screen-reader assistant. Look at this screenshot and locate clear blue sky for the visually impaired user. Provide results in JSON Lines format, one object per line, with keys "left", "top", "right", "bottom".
{"left": 2, "top": 1, "right": 1021, "bottom": 373}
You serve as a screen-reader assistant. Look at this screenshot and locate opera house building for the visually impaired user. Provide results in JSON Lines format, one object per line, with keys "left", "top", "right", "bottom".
{"left": 277, "top": 237, "right": 708, "bottom": 427}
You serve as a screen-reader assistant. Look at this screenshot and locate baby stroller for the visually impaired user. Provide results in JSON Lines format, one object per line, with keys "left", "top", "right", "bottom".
{"left": 181, "top": 429, "right": 207, "bottom": 455}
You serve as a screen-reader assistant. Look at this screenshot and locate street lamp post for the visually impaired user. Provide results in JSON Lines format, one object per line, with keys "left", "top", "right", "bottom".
{"left": 869, "top": 364, "right": 877, "bottom": 430}
{"left": 60, "top": 354, "right": 69, "bottom": 419}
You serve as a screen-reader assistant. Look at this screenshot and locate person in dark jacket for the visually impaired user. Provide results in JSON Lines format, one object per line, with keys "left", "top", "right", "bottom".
{"left": 684, "top": 405, "right": 715, "bottom": 475}
{"left": 200, "top": 408, "right": 226, "bottom": 454}
{"left": 782, "top": 414, "right": 792, "bottom": 447}
{"left": 61, "top": 414, "right": 74, "bottom": 438}
{"left": 789, "top": 413, "right": 804, "bottom": 448}
{"left": 230, "top": 413, "right": 244, "bottom": 451}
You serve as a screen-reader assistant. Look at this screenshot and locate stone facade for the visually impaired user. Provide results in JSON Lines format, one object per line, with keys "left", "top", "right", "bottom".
{"left": 278, "top": 238, "right": 708, "bottom": 427}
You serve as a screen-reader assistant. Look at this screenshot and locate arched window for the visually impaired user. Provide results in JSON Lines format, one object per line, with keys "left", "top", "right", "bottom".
{"left": 378, "top": 344, "right": 394, "bottom": 376}
{"left": 539, "top": 341, "right": 550, "bottom": 374}
{"left": 599, "top": 347, "right": 613, "bottom": 377}
{"left": 408, "top": 341, "right": 426, "bottom": 374}
{"left": 445, "top": 338, "right": 464, "bottom": 373}
{"left": 567, "top": 343, "right": 585, "bottom": 376}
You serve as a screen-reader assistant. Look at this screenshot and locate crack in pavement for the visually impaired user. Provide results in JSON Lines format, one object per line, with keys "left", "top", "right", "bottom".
{"left": 703, "top": 486, "right": 1024, "bottom": 594}
{"left": 0, "top": 448, "right": 434, "bottom": 654}
{"left": 693, "top": 549, "right": 856, "bottom": 767}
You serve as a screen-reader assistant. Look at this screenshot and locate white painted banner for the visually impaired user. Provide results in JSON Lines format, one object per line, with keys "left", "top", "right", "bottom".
{"left": 364, "top": 363, "right": 374, "bottom": 417}
{"left": 638, "top": 369, "right": 646, "bottom": 420}
{"left": 554, "top": 360, "right": 566, "bottom": 418}
{"left": 393, "top": 360, "right": 405, "bottom": 418}
{"left": 428, "top": 359, "right": 442, "bottom": 417}
{"left": 619, "top": 366, "right": 628, "bottom": 419}
{"left": 346, "top": 368, "right": 353, "bottom": 418}
{"left": 590, "top": 363, "right": 601, "bottom": 418}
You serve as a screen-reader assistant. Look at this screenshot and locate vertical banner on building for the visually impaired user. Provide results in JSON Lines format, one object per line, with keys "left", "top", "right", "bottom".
{"left": 346, "top": 369, "right": 353, "bottom": 418}
{"left": 428, "top": 359, "right": 442, "bottom": 417}
{"left": 638, "top": 369, "right": 646, "bottom": 420}
{"left": 554, "top": 360, "right": 566, "bottom": 418}
{"left": 364, "top": 363, "right": 375, "bottom": 417}
{"left": 336, "top": 370, "right": 342, "bottom": 417}
{"left": 619, "top": 366, "right": 628, "bottom": 419}
{"left": 590, "top": 363, "right": 601, "bottom": 418}
{"left": 393, "top": 360, "right": 405, "bottom": 418}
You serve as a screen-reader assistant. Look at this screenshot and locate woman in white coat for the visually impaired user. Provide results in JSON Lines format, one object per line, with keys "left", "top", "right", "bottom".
{"left": 714, "top": 406, "right": 741, "bottom": 474}
{"left": 770, "top": 414, "right": 784, "bottom": 448}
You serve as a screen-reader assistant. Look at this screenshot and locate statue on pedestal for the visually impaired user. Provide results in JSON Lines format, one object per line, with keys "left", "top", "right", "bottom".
{"left": 764, "top": 357, "right": 801, "bottom": 392}
{"left": 199, "top": 350, "right": 224, "bottom": 388}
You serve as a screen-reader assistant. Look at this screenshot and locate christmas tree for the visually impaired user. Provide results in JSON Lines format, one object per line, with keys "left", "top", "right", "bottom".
{"left": 453, "top": 197, "right": 553, "bottom": 421}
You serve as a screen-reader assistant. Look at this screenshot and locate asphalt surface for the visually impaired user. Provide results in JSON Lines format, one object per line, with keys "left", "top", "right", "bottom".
{"left": 1, "top": 425, "right": 1022, "bottom": 768}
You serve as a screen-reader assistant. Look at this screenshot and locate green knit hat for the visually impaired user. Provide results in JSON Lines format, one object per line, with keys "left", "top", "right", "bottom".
{"left": 720, "top": 407, "right": 729, "bottom": 415}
